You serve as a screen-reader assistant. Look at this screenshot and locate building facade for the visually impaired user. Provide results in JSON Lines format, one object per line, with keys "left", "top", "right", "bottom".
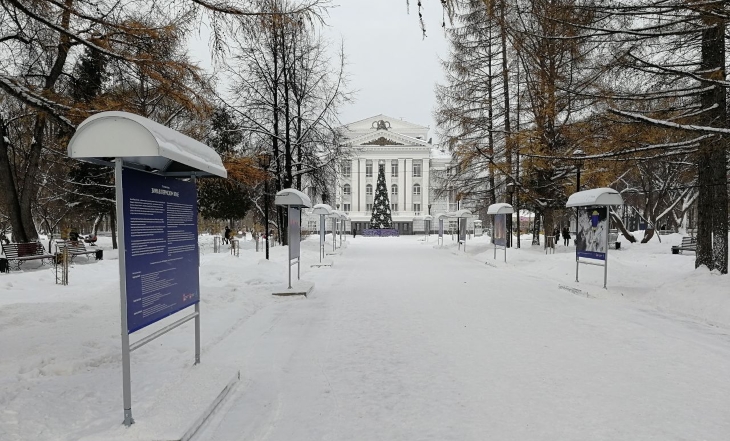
{"left": 305, "top": 114, "right": 459, "bottom": 235}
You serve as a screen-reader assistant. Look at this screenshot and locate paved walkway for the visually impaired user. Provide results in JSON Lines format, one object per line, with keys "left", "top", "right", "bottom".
{"left": 197, "top": 238, "right": 730, "bottom": 440}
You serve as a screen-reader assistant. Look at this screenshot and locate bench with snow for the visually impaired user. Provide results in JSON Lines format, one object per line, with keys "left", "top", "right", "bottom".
{"left": 1, "top": 242, "right": 55, "bottom": 270}
{"left": 671, "top": 236, "right": 696, "bottom": 254}
{"left": 56, "top": 240, "right": 101, "bottom": 261}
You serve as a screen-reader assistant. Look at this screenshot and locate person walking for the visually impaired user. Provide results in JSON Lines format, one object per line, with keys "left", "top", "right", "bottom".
{"left": 553, "top": 228, "right": 560, "bottom": 247}
{"left": 562, "top": 226, "right": 571, "bottom": 246}
{"left": 223, "top": 226, "right": 231, "bottom": 245}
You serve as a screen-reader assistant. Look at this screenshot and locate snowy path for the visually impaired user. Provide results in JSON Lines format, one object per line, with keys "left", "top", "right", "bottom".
{"left": 197, "top": 238, "right": 730, "bottom": 441}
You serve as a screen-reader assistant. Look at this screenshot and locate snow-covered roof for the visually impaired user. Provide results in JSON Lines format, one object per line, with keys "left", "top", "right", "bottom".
{"left": 68, "top": 111, "right": 226, "bottom": 177}
{"left": 434, "top": 213, "right": 449, "bottom": 220}
{"left": 566, "top": 188, "right": 624, "bottom": 207}
{"left": 449, "top": 209, "right": 474, "bottom": 219}
{"left": 487, "top": 203, "right": 514, "bottom": 215}
{"left": 274, "top": 189, "right": 312, "bottom": 208}
{"left": 310, "top": 204, "right": 333, "bottom": 216}
{"left": 423, "top": 215, "right": 433, "bottom": 221}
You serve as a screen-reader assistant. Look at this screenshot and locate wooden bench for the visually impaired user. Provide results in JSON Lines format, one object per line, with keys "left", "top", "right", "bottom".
{"left": 671, "top": 236, "right": 696, "bottom": 254}
{"left": 56, "top": 240, "right": 99, "bottom": 261}
{"left": 1, "top": 242, "right": 55, "bottom": 270}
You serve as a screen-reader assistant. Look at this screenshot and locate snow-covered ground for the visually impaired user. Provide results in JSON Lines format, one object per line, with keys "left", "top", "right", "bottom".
{"left": 1, "top": 232, "right": 729, "bottom": 440}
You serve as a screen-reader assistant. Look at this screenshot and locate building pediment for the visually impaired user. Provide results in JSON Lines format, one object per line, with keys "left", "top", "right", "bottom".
{"left": 346, "top": 129, "right": 428, "bottom": 147}
{"left": 362, "top": 136, "right": 404, "bottom": 146}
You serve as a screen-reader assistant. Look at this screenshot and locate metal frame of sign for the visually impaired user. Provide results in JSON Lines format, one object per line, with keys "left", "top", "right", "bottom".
{"left": 116, "top": 162, "right": 203, "bottom": 427}
{"left": 287, "top": 206, "right": 301, "bottom": 289}
{"left": 274, "top": 189, "right": 312, "bottom": 289}
{"left": 566, "top": 188, "right": 624, "bottom": 289}
{"left": 487, "top": 203, "right": 514, "bottom": 263}
{"left": 68, "top": 112, "right": 227, "bottom": 427}
{"left": 438, "top": 218, "right": 444, "bottom": 245}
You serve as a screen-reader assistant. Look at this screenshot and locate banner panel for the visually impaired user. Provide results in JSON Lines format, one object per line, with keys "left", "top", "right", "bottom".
{"left": 459, "top": 218, "right": 467, "bottom": 242}
{"left": 122, "top": 168, "right": 199, "bottom": 333}
{"left": 319, "top": 215, "right": 325, "bottom": 247}
{"left": 576, "top": 207, "right": 607, "bottom": 260}
{"left": 494, "top": 214, "right": 506, "bottom": 246}
{"left": 438, "top": 219, "right": 444, "bottom": 238}
{"left": 288, "top": 206, "right": 301, "bottom": 260}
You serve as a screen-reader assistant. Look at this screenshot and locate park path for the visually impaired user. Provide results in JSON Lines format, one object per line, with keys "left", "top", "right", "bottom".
{"left": 196, "top": 237, "right": 730, "bottom": 441}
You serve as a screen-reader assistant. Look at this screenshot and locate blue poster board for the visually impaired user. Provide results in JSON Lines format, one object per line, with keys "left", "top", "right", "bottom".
{"left": 122, "top": 168, "right": 199, "bottom": 333}
{"left": 576, "top": 207, "right": 607, "bottom": 260}
{"left": 494, "top": 214, "right": 506, "bottom": 246}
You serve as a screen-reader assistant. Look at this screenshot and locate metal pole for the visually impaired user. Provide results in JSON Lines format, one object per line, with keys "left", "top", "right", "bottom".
{"left": 604, "top": 206, "right": 609, "bottom": 289}
{"left": 115, "top": 159, "right": 134, "bottom": 427}
{"left": 264, "top": 180, "right": 269, "bottom": 260}
{"left": 191, "top": 174, "right": 200, "bottom": 366}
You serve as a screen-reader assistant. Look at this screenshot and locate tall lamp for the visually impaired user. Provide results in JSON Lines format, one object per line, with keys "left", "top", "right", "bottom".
{"left": 258, "top": 153, "right": 272, "bottom": 260}
{"left": 572, "top": 149, "right": 586, "bottom": 241}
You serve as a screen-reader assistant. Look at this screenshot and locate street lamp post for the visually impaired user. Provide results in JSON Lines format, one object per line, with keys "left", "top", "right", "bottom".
{"left": 258, "top": 153, "right": 273, "bottom": 260}
{"left": 572, "top": 149, "right": 586, "bottom": 242}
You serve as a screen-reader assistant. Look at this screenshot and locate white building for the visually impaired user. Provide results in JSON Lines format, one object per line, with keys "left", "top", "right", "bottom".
{"left": 305, "top": 114, "right": 459, "bottom": 235}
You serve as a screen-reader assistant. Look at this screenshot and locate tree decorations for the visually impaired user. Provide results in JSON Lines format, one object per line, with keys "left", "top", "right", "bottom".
{"left": 369, "top": 163, "right": 393, "bottom": 229}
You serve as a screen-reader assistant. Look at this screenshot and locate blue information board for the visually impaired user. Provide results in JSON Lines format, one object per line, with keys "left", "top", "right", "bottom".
{"left": 122, "top": 168, "right": 199, "bottom": 333}
{"left": 576, "top": 207, "right": 608, "bottom": 261}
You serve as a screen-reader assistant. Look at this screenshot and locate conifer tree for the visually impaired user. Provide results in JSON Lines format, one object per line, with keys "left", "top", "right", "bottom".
{"left": 369, "top": 163, "right": 393, "bottom": 229}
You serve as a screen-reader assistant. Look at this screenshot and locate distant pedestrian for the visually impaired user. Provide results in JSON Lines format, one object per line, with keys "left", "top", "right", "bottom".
{"left": 562, "top": 227, "right": 571, "bottom": 246}
{"left": 353, "top": 227, "right": 357, "bottom": 238}
{"left": 223, "top": 226, "right": 231, "bottom": 245}
{"left": 553, "top": 228, "right": 560, "bottom": 246}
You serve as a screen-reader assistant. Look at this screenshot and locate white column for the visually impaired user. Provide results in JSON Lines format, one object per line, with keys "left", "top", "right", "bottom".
{"left": 398, "top": 158, "right": 405, "bottom": 211}
{"left": 423, "top": 158, "right": 430, "bottom": 215}
{"left": 351, "top": 158, "right": 358, "bottom": 212}
{"left": 358, "top": 158, "right": 366, "bottom": 213}
{"left": 404, "top": 158, "right": 412, "bottom": 213}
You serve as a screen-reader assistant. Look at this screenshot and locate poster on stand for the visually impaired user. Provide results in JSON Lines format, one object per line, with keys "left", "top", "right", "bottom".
{"left": 576, "top": 207, "right": 608, "bottom": 260}
{"left": 459, "top": 218, "right": 467, "bottom": 242}
{"left": 438, "top": 219, "right": 444, "bottom": 238}
{"left": 494, "top": 214, "right": 506, "bottom": 246}
{"left": 288, "top": 206, "right": 301, "bottom": 260}
{"left": 122, "top": 168, "right": 199, "bottom": 333}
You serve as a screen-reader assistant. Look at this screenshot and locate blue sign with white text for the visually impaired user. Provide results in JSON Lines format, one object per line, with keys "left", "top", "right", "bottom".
{"left": 122, "top": 168, "right": 199, "bottom": 333}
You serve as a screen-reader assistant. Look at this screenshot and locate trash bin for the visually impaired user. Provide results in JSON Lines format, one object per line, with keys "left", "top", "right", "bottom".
{"left": 671, "top": 247, "right": 679, "bottom": 254}
{"left": 95, "top": 249, "right": 104, "bottom": 260}
{"left": 615, "top": 242, "right": 621, "bottom": 250}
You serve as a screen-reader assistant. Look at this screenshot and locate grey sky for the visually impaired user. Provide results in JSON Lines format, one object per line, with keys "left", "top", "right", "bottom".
{"left": 188, "top": 1, "right": 449, "bottom": 140}
{"left": 322, "top": 1, "right": 449, "bottom": 138}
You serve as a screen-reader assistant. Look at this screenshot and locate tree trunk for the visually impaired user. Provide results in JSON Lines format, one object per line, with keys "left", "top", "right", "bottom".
{"left": 0, "top": 119, "right": 28, "bottom": 243}
{"left": 696, "top": 10, "right": 728, "bottom": 273}
{"left": 110, "top": 208, "right": 118, "bottom": 250}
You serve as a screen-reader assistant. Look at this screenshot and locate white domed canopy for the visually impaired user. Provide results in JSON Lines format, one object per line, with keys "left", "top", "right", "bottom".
{"left": 487, "top": 203, "right": 514, "bottom": 215}
{"left": 311, "top": 204, "right": 333, "bottom": 216}
{"left": 275, "top": 188, "right": 312, "bottom": 208}
{"left": 68, "top": 111, "right": 226, "bottom": 177}
{"left": 449, "top": 209, "right": 474, "bottom": 218}
{"left": 566, "top": 188, "right": 624, "bottom": 207}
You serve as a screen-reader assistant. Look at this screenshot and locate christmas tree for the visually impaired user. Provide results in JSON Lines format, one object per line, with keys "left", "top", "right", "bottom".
{"left": 369, "top": 162, "right": 393, "bottom": 229}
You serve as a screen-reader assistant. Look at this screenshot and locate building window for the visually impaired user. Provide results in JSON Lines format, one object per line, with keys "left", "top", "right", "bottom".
{"left": 343, "top": 184, "right": 351, "bottom": 196}
{"left": 391, "top": 203, "right": 398, "bottom": 212}
{"left": 413, "top": 183, "right": 421, "bottom": 196}
{"left": 391, "top": 160, "right": 398, "bottom": 177}
{"left": 391, "top": 184, "right": 398, "bottom": 196}
{"left": 414, "top": 203, "right": 421, "bottom": 215}
{"left": 341, "top": 162, "right": 351, "bottom": 178}
{"left": 366, "top": 184, "right": 373, "bottom": 196}
{"left": 343, "top": 203, "right": 351, "bottom": 212}
{"left": 366, "top": 203, "right": 373, "bottom": 211}
{"left": 366, "top": 161, "right": 373, "bottom": 177}
{"left": 413, "top": 161, "right": 422, "bottom": 177}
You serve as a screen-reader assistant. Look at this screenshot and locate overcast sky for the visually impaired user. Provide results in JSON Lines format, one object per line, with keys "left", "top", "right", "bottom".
{"left": 188, "top": 1, "right": 449, "bottom": 140}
